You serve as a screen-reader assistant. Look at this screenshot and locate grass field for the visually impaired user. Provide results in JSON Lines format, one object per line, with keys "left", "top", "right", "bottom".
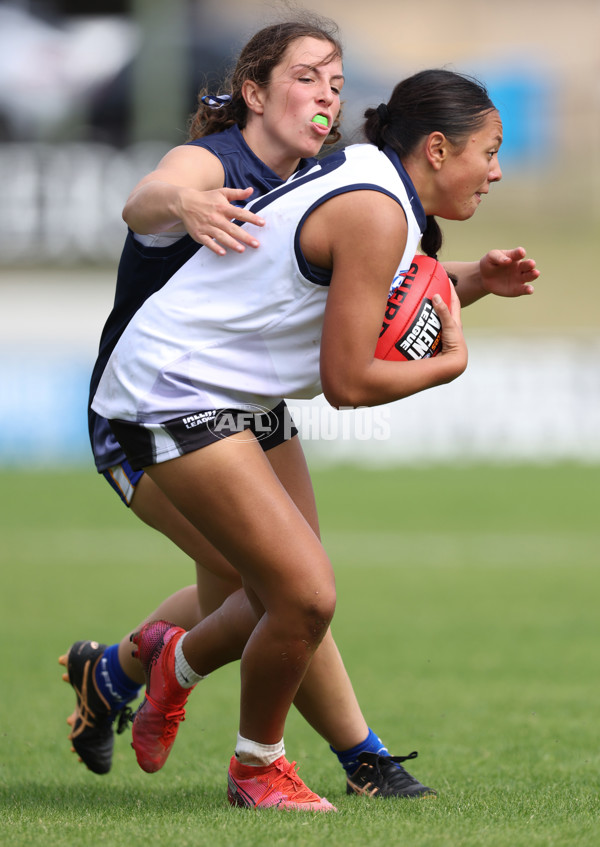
{"left": 1, "top": 463, "right": 599, "bottom": 846}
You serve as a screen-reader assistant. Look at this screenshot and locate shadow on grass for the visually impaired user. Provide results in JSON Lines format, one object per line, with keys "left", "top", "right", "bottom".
{"left": 1, "top": 779, "right": 227, "bottom": 817}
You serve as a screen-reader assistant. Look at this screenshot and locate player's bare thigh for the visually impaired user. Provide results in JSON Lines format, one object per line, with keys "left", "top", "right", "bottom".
{"left": 143, "top": 432, "right": 335, "bottom": 619}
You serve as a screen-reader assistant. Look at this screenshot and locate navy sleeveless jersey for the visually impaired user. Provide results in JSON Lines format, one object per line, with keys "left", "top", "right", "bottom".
{"left": 89, "top": 125, "right": 316, "bottom": 472}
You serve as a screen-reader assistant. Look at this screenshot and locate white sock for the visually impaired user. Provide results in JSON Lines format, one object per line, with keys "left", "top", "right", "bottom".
{"left": 174, "top": 634, "right": 205, "bottom": 688}
{"left": 235, "top": 733, "right": 285, "bottom": 766}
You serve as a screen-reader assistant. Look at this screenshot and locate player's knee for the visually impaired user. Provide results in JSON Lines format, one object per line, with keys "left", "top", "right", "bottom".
{"left": 296, "top": 584, "right": 336, "bottom": 646}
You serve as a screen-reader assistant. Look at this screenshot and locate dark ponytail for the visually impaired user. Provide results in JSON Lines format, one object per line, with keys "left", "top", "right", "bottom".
{"left": 420, "top": 217, "right": 443, "bottom": 259}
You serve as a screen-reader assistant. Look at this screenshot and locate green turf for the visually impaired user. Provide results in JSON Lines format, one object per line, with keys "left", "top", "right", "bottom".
{"left": 1, "top": 464, "right": 598, "bottom": 846}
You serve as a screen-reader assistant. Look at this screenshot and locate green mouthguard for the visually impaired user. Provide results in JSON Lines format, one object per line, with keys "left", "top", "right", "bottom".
{"left": 312, "top": 115, "right": 328, "bottom": 126}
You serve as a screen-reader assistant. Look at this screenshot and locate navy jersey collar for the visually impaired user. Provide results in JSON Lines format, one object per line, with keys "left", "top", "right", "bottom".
{"left": 382, "top": 145, "right": 427, "bottom": 232}
{"left": 232, "top": 124, "right": 317, "bottom": 185}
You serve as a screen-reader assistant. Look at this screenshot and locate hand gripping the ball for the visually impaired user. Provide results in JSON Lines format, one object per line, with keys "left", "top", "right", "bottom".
{"left": 432, "top": 284, "right": 468, "bottom": 382}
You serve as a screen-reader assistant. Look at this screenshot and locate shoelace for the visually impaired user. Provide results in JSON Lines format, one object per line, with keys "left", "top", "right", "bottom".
{"left": 370, "top": 751, "right": 422, "bottom": 789}
{"left": 141, "top": 693, "right": 186, "bottom": 742}
{"left": 257, "top": 760, "right": 321, "bottom": 805}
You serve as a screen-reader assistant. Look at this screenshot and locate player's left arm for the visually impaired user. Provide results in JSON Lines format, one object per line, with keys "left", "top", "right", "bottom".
{"left": 443, "top": 247, "right": 539, "bottom": 307}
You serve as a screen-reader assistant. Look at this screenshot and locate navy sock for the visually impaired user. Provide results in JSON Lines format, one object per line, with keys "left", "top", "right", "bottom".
{"left": 94, "top": 643, "right": 141, "bottom": 712}
{"left": 331, "top": 728, "right": 390, "bottom": 775}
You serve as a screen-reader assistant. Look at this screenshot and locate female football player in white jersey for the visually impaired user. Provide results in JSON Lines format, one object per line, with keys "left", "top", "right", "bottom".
{"left": 60, "top": 13, "right": 538, "bottom": 804}
{"left": 89, "top": 65, "right": 536, "bottom": 810}
{"left": 63, "top": 16, "right": 442, "bottom": 797}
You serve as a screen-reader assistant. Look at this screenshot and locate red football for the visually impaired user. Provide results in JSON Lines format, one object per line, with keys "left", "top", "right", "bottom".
{"left": 375, "top": 254, "right": 452, "bottom": 361}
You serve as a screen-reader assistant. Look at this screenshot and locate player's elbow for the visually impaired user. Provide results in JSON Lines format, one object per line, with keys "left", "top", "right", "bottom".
{"left": 121, "top": 201, "right": 136, "bottom": 229}
{"left": 322, "top": 375, "right": 370, "bottom": 410}
{"left": 122, "top": 201, "right": 143, "bottom": 232}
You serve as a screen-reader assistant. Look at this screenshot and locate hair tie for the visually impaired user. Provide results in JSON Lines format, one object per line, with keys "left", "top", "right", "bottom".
{"left": 201, "top": 94, "right": 232, "bottom": 110}
{"left": 376, "top": 103, "right": 389, "bottom": 125}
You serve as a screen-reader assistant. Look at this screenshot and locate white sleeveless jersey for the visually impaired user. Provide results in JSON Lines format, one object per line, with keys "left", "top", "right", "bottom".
{"left": 92, "top": 144, "right": 426, "bottom": 424}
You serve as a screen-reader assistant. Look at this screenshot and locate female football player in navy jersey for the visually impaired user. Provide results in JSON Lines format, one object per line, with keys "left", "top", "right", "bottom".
{"left": 60, "top": 13, "right": 538, "bottom": 806}
{"left": 89, "top": 63, "right": 538, "bottom": 810}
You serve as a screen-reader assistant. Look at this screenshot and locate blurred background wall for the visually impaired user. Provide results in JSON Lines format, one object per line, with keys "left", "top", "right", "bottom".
{"left": 1, "top": 0, "right": 598, "bottom": 466}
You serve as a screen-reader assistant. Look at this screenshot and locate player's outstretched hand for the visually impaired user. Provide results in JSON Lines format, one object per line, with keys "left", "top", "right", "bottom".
{"left": 178, "top": 186, "right": 265, "bottom": 255}
{"left": 479, "top": 247, "right": 539, "bottom": 298}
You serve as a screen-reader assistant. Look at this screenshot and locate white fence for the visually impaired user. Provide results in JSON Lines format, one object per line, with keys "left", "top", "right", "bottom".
{"left": 1, "top": 325, "right": 598, "bottom": 467}
{"left": 291, "top": 332, "right": 600, "bottom": 466}
{"left": 1, "top": 143, "right": 598, "bottom": 467}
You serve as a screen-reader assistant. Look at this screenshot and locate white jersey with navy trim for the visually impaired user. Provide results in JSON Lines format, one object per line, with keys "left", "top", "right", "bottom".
{"left": 92, "top": 143, "right": 426, "bottom": 424}
{"left": 89, "top": 125, "right": 314, "bottom": 472}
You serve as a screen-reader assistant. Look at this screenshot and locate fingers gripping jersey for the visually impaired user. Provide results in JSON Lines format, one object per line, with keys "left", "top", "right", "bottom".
{"left": 92, "top": 144, "right": 426, "bottom": 428}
